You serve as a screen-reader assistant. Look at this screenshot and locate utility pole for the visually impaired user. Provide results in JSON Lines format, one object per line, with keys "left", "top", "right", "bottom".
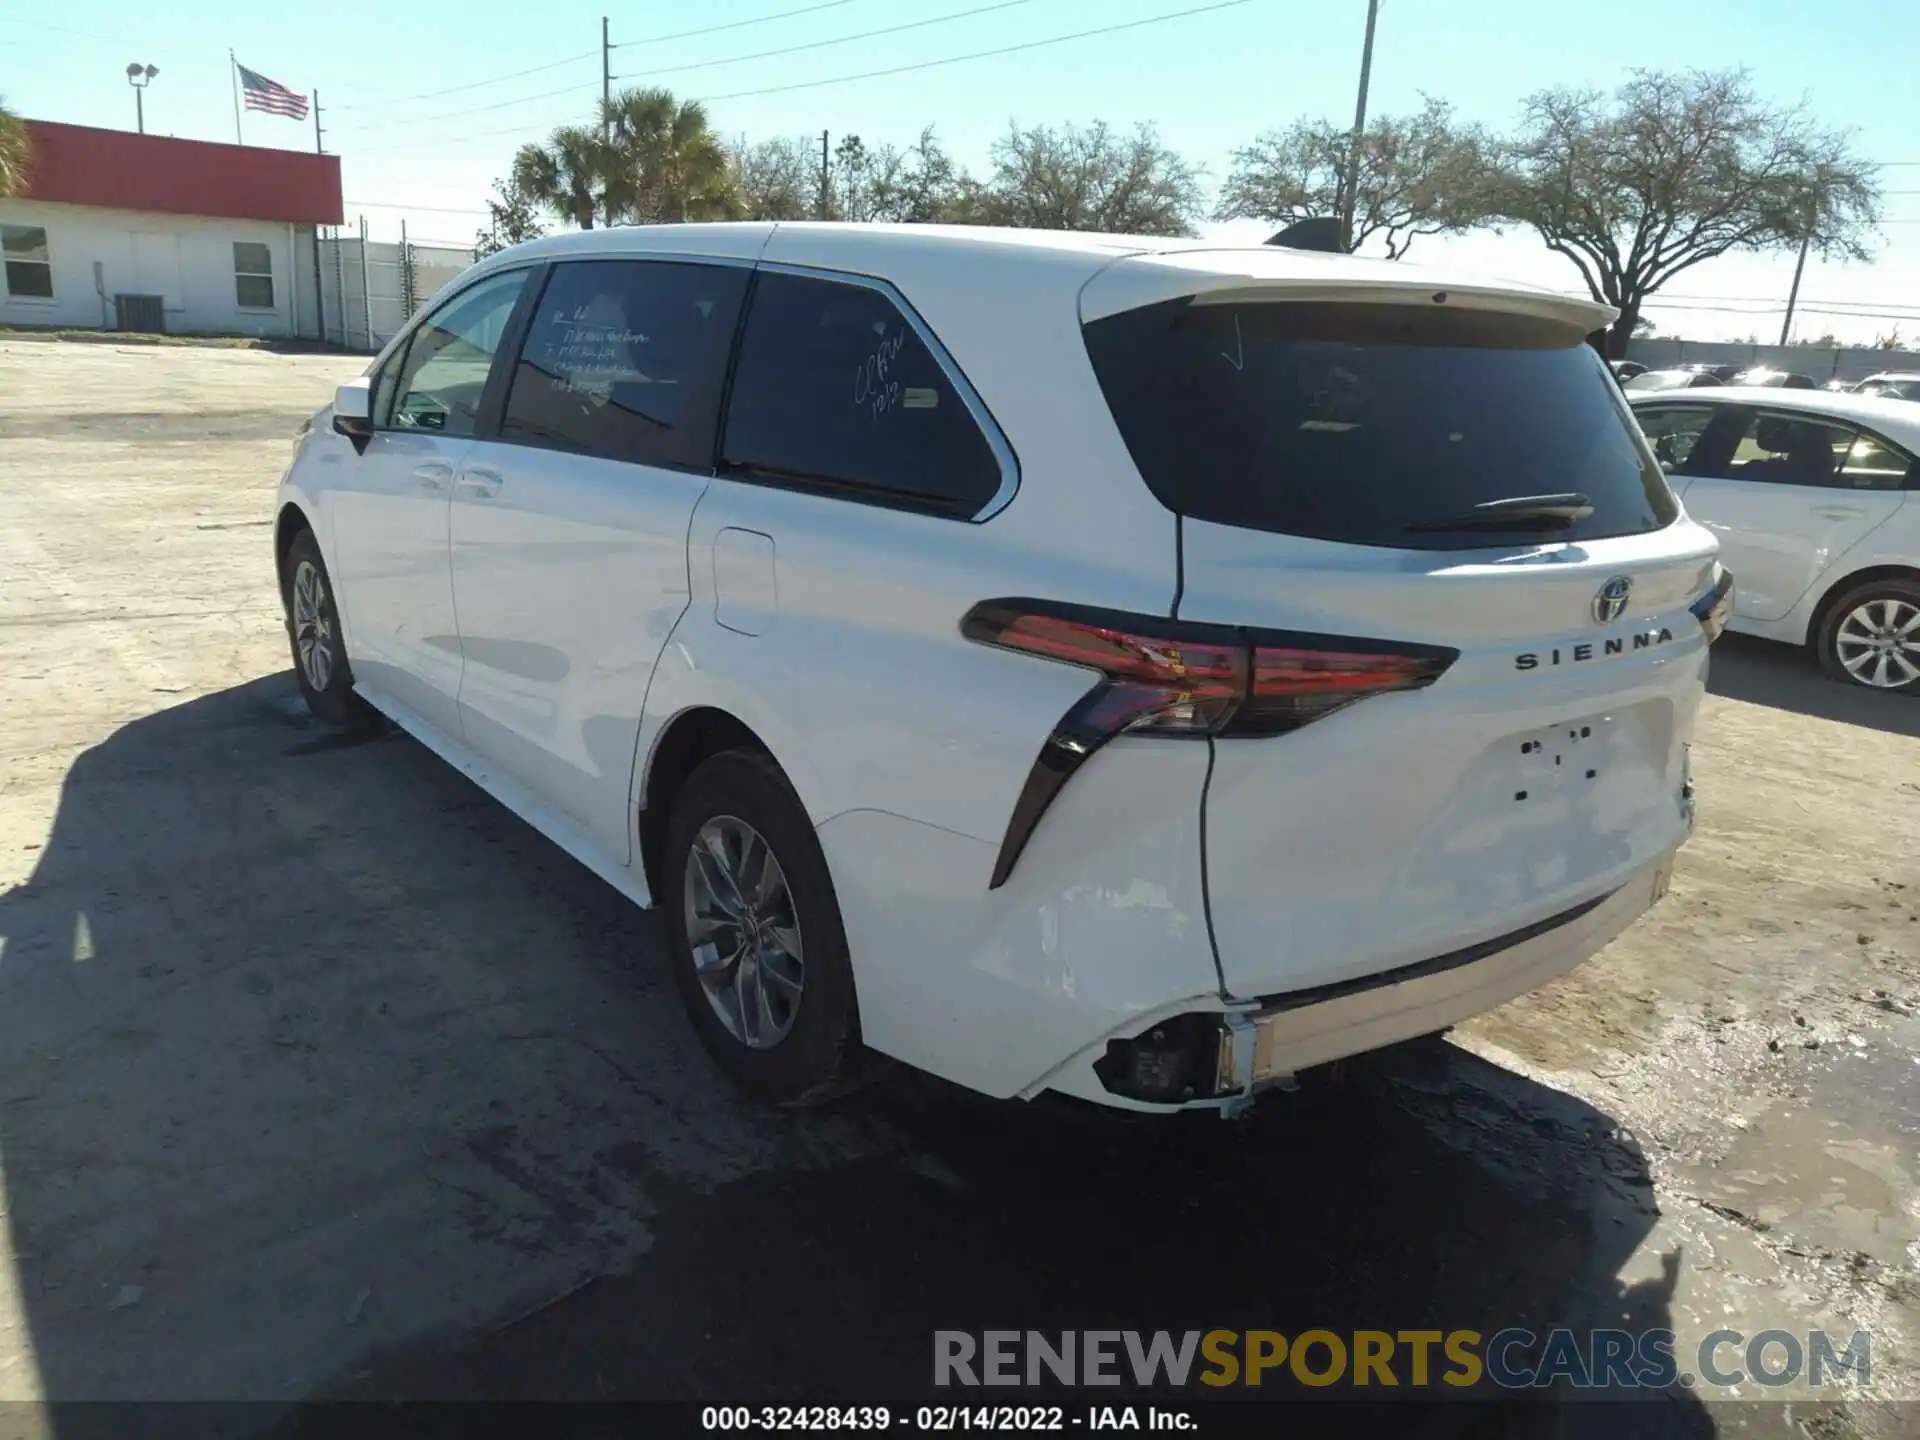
{"left": 1337, "top": 0, "right": 1381, "bottom": 253}
{"left": 819, "top": 129, "right": 830, "bottom": 220}
{"left": 312, "top": 90, "right": 327, "bottom": 346}
{"left": 601, "top": 16, "right": 612, "bottom": 138}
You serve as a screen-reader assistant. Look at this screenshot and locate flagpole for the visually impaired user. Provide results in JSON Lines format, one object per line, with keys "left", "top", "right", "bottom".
{"left": 229, "top": 50, "right": 243, "bottom": 144}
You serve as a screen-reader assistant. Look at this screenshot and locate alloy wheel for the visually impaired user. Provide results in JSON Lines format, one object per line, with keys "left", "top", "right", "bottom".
{"left": 683, "top": 815, "right": 805, "bottom": 1049}
{"left": 1834, "top": 597, "right": 1920, "bottom": 689}
{"left": 291, "top": 558, "right": 334, "bottom": 692}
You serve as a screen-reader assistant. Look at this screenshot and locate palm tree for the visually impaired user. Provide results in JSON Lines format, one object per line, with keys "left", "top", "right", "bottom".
{"left": 598, "top": 87, "right": 741, "bottom": 225}
{"left": 510, "top": 125, "right": 607, "bottom": 230}
{"left": 0, "top": 96, "right": 31, "bottom": 199}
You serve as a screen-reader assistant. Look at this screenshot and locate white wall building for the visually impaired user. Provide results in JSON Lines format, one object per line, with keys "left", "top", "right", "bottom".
{"left": 1, "top": 119, "right": 341, "bottom": 340}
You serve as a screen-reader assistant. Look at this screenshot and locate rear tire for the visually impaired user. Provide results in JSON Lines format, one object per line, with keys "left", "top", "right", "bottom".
{"left": 281, "top": 528, "right": 375, "bottom": 728}
{"left": 1815, "top": 577, "right": 1920, "bottom": 694}
{"left": 661, "top": 748, "right": 862, "bottom": 1106}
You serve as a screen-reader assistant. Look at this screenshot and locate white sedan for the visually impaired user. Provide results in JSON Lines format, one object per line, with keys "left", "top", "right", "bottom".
{"left": 1630, "top": 388, "right": 1920, "bottom": 691}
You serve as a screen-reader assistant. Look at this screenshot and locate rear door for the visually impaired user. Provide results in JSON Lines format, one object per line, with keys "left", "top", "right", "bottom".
{"left": 1080, "top": 274, "right": 1718, "bottom": 1000}
{"left": 447, "top": 256, "right": 750, "bottom": 861}
{"left": 1680, "top": 408, "right": 1910, "bottom": 621}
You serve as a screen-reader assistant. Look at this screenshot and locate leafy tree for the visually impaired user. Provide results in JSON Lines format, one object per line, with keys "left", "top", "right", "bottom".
{"left": 1486, "top": 69, "right": 1880, "bottom": 356}
{"left": 731, "top": 134, "right": 818, "bottom": 221}
{"left": 474, "top": 176, "right": 547, "bottom": 258}
{"left": 599, "top": 87, "right": 741, "bottom": 225}
{"left": 0, "top": 96, "right": 30, "bottom": 199}
{"left": 1215, "top": 98, "right": 1491, "bottom": 258}
{"left": 977, "top": 121, "right": 1202, "bottom": 235}
{"left": 511, "top": 125, "right": 608, "bottom": 230}
{"left": 867, "top": 127, "right": 978, "bottom": 224}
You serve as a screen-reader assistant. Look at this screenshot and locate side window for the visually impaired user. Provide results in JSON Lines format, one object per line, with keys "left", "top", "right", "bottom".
{"left": 377, "top": 268, "right": 530, "bottom": 437}
{"left": 1837, "top": 432, "right": 1916, "bottom": 491}
{"left": 2, "top": 225, "right": 53, "bottom": 299}
{"left": 500, "top": 259, "right": 749, "bottom": 469}
{"left": 1635, "top": 406, "right": 1715, "bottom": 474}
{"left": 720, "top": 269, "right": 1002, "bottom": 516}
{"left": 233, "top": 242, "right": 274, "bottom": 309}
{"left": 1717, "top": 413, "right": 1860, "bottom": 489}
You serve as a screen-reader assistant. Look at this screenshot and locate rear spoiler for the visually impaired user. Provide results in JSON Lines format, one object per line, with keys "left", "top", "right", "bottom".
{"left": 1080, "top": 248, "right": 1616, "bottom": 334}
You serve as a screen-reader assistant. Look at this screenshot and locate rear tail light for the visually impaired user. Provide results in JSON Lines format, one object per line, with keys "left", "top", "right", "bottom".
{"left": 962, "top": 599, "right": 1456, "bottom": 887}
{"left": 1690, "top": 565, "right": 1733, "bottom": 644}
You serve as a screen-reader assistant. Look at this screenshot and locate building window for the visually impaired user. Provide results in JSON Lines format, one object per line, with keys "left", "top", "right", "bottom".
{"left": 233, "top": 241, "right": 274, "bottom": 309}
{"left": 2, "top": 225, "right": 53, "bottom": 300}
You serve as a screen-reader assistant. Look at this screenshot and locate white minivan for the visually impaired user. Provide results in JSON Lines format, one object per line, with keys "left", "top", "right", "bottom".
{"left": 275, "top": 223, "right": 1728, "bottom": 1113}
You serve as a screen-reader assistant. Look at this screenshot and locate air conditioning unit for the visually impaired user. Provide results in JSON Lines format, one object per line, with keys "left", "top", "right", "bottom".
{"left": 115, "top": 294, "right": 166, "bottom": 333}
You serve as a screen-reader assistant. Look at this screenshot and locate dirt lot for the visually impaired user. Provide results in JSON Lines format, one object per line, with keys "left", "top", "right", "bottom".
{"left": 1, "top": 339, "right": 1916, "bottom": 1434}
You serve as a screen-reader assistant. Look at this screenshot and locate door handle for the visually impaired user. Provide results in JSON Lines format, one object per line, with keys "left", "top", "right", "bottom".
{"left": 1813, "top": 504, "right": 1864, "bottom": 520}
{"left": 412, "top": 462, "right": 454, "bottom": 491}
{"left": 456, "top": 467, "right": 505, "bottom": 500}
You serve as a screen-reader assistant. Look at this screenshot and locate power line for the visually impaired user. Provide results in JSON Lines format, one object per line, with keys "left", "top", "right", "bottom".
{"left": 695, "top": 0, "right": 1263, "bottom": 103}
{"left": 346, "top": 199, "right": 492, "bottom": 215}
{"left": 614, "top": 0, "right": 865, "bottom": 49}
{"left": 334, "top": 79, "right": 593, "bottom": 132}
{"left": 328, "top": 50, "right": 597, "bottom": 112}
{"left": 613, "top": 0, "right": 1039, "bottom": 83}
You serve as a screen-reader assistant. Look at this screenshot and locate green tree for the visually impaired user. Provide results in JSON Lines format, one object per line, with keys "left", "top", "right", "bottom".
{"left": 599, "top": 87, "right": 741, "bottom": 225}
{"left": 731, "top": 134, "right": 818, "bottom": 221}
{"left": 511, "top": 125, "right": 608, "bottom": 230}
{"left": 978, "top": 121, "right": 1202, "bottom": 235}
{"left": 1215, "top": 98, "right": 1492, "bottom": 257}
{"left": 1487, "top": 69, "right": 1881, "bottom": 356}
{"left": 474, "top": 175, "right": 547, "bottom": 258}
{"left": 0, "top": 96, "right": 31, "bottom": 199}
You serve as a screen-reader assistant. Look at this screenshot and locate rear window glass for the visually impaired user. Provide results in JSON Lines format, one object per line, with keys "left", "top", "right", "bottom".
{"left": 1082, "top": 300, "right": 1680, "bottom": 551}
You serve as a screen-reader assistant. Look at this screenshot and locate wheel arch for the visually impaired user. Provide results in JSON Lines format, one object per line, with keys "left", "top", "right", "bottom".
{"left": 637, "top": 706, "right": 777, "bottom": 901}
{"left": 274, "top": 501, "right": 313, "bottom": 584}
{"left": 1805, "top": 563, "right": 1920, "bottom": 650}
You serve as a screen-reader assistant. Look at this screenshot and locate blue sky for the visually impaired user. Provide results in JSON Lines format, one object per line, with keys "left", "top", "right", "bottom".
{"left": 5, "top": 0, "right": 1917, "bottom": 345}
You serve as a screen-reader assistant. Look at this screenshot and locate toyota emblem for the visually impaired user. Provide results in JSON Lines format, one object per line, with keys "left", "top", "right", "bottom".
{"left": 1592, "top": 576, "right": 1633, "bottom": 624}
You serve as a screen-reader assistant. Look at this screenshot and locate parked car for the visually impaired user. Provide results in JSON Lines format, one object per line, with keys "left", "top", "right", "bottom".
{"left": 276, "top": 223, "right": 1725, "bottom": 1113}
{"left": 1852, "top": 372, "right": 1920, "bottom": 402}
{"left": 1623, "top": 367, "right": 1728, "bottom": 392}
{"left": 1610, "top": 359, "right": 1649, "bottom": 381}
{"left": 1631, "top": 387, "right": 1920, "bottom": 691}
{"left": 1729, "top": 367, "right": 1819, "bottom": 389}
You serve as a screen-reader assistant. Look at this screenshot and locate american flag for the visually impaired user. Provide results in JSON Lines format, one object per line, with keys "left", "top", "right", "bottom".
{"left": 236, "top": 63, "right": 308, "bottom": 120}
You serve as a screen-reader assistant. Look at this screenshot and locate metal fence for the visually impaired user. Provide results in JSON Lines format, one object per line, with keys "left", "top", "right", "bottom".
{"left": 315, "top": 218, "right": 478, "bottom": 352}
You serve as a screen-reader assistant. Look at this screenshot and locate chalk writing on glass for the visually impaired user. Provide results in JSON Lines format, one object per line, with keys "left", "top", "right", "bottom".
{"left": 852, "top": 326, "right": 907, "bottom": 420}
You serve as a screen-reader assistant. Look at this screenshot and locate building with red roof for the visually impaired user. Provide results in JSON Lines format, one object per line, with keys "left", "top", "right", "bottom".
{"left": 1, "top": 119, "right": 343, "bottom": 337}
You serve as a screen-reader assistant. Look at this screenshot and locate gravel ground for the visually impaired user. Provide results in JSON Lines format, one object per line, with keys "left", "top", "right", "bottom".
{"left": 0, "top": 339, "right": 1915, "bottom": 1436}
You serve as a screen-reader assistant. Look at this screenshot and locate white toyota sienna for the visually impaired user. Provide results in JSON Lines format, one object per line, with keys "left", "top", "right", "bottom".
{"left": 275, "top": 222, "right": 1730, "bottom": 1113}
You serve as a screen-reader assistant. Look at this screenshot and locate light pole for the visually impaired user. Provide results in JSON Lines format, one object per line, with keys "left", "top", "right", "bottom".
{"left": 1338, "top": 0, "right": 1381, "bottom": 253}
{"left": 125, "top": 63, "right": 158, "bottom": 134}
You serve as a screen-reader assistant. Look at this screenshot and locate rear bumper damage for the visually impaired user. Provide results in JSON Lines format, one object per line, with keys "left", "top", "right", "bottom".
{"left": 1046, "top": 852, "right": 1676, "bottom": 1115}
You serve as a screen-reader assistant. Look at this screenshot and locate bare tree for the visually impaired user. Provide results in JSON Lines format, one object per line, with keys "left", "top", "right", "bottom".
{"left": 868, "top": 128, "right": 978, "bottom": 224}
{"left": 979, "top": 121, "right": 1202, "bottom": 235}
{"left": 731, "top": 134, "right": 817, "bottom": 221}
{"left": 1487, "top": 69, "right": 1880, "bottom": 355}
{"left": 1215, "top": 98, "right": 1491, "bottom": 258}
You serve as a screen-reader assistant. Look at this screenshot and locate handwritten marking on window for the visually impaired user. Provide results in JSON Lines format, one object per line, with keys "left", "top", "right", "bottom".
{"left": 853, "top": 327, "right": 907, "bottom": 420}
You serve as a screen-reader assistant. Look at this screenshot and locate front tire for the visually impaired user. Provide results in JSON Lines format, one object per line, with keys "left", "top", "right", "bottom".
{"left": 1816, "top": 578, "right": 1920, "bottom": 694}
{"left": 661, "top": 749, "right": 862, "bottom": 1105}
{"left": 281, "top": 528, "right": 375, "bottom": 728}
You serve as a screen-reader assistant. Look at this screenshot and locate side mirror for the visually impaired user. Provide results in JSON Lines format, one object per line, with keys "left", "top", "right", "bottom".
{"left": 332, "top": 377, "right": 373, "bottom": 452}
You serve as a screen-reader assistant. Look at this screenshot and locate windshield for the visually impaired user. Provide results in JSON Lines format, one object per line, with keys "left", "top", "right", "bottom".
{"left": 1082, "top": 299, "right": 1680, "bottom": 551}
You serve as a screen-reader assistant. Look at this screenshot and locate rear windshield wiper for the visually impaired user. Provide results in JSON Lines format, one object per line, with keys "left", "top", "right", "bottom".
{"left": 1404, "top": 493, "right": 1595, "bottom": 533}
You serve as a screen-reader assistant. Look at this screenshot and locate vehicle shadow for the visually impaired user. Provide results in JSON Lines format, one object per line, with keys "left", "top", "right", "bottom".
{"left": 1708, "top": 633, "right": 1920, "bottom": 737}
{"left": 1, "top": 674, "right": 1711, "bottom": 1435}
